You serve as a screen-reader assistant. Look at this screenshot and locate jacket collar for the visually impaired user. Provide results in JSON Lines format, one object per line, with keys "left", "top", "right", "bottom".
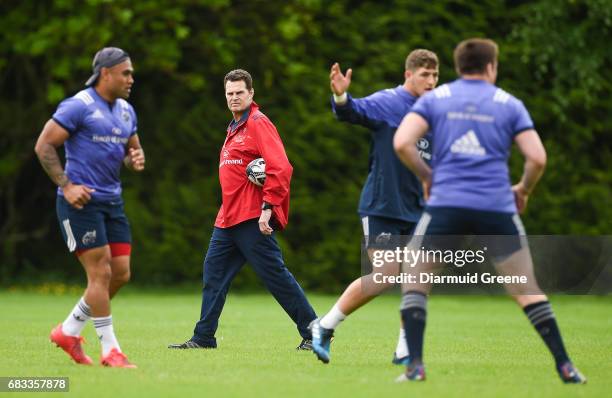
{"left": 227, "top": 101, "right": 259, "bottom": 133}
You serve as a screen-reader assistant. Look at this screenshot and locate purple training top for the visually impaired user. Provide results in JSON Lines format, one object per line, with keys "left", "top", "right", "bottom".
{"left": 52, "top": 87, "right": 137, "bottom": 202}
{"left": 411, "top": 78, "right": 534, "bottom": 213}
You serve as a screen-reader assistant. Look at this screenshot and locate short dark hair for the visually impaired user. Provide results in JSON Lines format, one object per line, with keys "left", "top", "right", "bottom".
{"left": 405, "top": 49, "right": 438, "bottom": 71}
{"left": 224, "top": 69, "right": 253, "bottom": 91}
{"left": 454, "top": 38, "right": 498, "bottom": 75}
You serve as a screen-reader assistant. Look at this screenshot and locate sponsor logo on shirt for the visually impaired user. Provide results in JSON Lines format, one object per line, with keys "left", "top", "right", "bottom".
{"left": 92, "top": 109, "right": 104, "bottom": 119}
{"left": 451, "top": 130, "right": 486, "bottom": 156}
{"left": 112, "top": 127, "right": 122, "bottom": 135}
{"left": 219, "top": 158, "right": 244, "bottom": 168}
{"left": 417, "top": 138, "right": 432, "bottom": 160}
{"left": 92, "top": 135, "right": 128, "bottom": 144}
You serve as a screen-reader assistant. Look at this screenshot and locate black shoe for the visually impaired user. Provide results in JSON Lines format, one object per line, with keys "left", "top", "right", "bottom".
{"left": 168, "top": 340, "right": 216, "bottom": 349}
{"left": 296, "top": 339, "right": 313, "bottom": 351}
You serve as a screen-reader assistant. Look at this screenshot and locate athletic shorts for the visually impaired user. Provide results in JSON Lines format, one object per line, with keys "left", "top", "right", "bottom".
{"left": 56, "top": 196, "right": 131, "bottom": 252}
{"left": 360, "top": 215, "right": 416, "bottom": 249}
{"left": 412, "top": 206, "right": 526, "bottom": 258}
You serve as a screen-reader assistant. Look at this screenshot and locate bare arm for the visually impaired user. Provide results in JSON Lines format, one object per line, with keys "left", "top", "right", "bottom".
{"left": 34, "top": 119, "right": 94, "bottom": 209}
{"left": 393, "top": 112, "right": 432, "bottom": 198}
{"left": 34, "top": 119, "right": 71, "bottom": 187}
{"left": 512, "top": 129, "right": 547, "bottom": 213}
{"left": 123, "top": 134, "right": 145, "bottom": 172}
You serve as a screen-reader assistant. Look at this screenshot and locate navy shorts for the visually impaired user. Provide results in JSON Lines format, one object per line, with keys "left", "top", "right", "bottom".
{"left": 360, "top": 215, "right": 416, "bottom": 249}
{"left": 56, "top": 196, "right": 131, "bottom": 252}
{"left": 412, "top": 206, "right": 526, "bottom": 258}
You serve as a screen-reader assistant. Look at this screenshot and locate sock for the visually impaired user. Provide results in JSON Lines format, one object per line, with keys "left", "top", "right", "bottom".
{"left": 523, "top": 301, "right": 570, "bottom": 367}
{"left": 395, "top": 327, "right": 409, "bottom": 358}
{"left": 400, "top": 291, "right": 427, "bottom": 365}
{"left": 320, "top": 304, "right": 346, "bottom": 330}
{"left": 62, "top": 297, "right": 91, "bottom": 336}
{"left": 93, "top": 316, "right": 121, "bottom": 356}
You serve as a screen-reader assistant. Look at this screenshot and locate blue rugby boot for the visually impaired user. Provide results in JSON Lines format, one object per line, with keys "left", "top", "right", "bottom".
{"left": 392, "top": 352, "right": 410, "bottom": 366}
{"left": 309, "top": 318, "right": 334, "bottom": 364}
{"left": 557, "top": 362, "right": 587, "bottom": 384}
{"left": 395, "top": 362, "right": 426, "bottom": 382}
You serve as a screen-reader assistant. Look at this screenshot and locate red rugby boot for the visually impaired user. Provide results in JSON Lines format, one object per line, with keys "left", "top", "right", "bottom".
{"left": 50, "top": 324, "right": 93, "bottom": 365}
{"left": 100, "top": 348, "right": 137, "bottom": 368}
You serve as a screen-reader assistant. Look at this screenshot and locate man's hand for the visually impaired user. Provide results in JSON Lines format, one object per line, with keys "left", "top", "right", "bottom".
{"left": 330, "top": 62, "right": 352, "bottom": 97}
{"left": 125, "top": 147, "right": 145, "bottom": 171}
{"left": 258, "top": 209, "right": 273, "bottom": 235}
{"left": 512, "top": 183, "right": 530, "bottom": 214}
{"left": 62, "top": 183, "right": 95, "bottom": 210}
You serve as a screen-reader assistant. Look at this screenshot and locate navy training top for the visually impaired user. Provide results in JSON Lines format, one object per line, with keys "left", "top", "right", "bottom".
{"left": 332, "top": 85, "right": 431, "bottom": 222}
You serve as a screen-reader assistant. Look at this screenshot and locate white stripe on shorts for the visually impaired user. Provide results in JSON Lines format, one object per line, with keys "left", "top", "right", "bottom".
{"left": 361, "top": 216, "right": 369, "bottom": 247}
{"left": 413, "top": 212, "right": 432, "bottom": 236}
{"left": 62, "top": 219, "right": 77, "bottom": 252}
{"left": 512, "top": 214, "right": 526, "bottom": 236}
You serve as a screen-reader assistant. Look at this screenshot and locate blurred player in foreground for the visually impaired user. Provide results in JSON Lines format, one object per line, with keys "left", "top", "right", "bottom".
{"left": 392, "top": 38, "right": 586, "bottom": 384}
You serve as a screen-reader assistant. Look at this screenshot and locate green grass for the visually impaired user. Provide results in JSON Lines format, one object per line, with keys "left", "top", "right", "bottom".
{"left": 1, "top": 289, "right": 610, "bottom": 397}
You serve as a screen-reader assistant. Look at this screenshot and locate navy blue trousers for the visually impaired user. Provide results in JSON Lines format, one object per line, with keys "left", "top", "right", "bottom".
{"left": 192, "top": 219, "right": 316, "bottom": 346}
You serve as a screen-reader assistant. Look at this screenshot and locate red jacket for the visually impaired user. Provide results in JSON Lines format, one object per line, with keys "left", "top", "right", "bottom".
{"left": 214, "top": 102, "right": 293, "bottom": 230}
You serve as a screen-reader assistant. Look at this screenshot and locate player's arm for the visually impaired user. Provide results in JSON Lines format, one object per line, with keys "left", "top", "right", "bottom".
{"left": 512, "top": 129, "right": 547, "bottom": 213}
{"left": 124, "top": 134, "right": 145, "bottom": 172}
{"left": 255, "top": 118, "right": 292, "bottom": 235}
{"left": 393, "top": 112, "right": 432, "bottom": 198}
{"left": 329, "top": 63, "right": 384, "bottom": 129}
{"left": 34, "top": 119, "right": 94, "bottom": 209}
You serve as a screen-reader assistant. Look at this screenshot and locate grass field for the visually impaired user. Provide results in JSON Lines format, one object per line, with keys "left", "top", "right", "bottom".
{"left": 1, "top": 289, "right": 610, "bottom": 397}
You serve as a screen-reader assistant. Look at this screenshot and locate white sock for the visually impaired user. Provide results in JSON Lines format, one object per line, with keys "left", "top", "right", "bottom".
{"left": 395, "top": 327, "right": 409, "bottom": 358}
{"left": 93, "top": 316, "right": 121, "bottom": 356}
{"left": 320, "top": 304, "right": 347, "bottom": 330}
{"left": 62, "top": 297, "right": 91, "bottom": 336}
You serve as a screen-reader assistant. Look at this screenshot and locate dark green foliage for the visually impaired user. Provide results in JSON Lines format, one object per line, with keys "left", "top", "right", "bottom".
{"left": 1, "top": 0, "right": 610, "bottom": 288}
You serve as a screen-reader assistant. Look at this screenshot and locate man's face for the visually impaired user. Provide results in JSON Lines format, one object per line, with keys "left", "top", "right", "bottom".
{"left": 102, "top": 59, "right": 134, "bottom": 99}
{"left": 225, "top": 80, "right": 253, "bottom": 113}
{"left": 407, "top": 66, "right": 439, "bottom": 96}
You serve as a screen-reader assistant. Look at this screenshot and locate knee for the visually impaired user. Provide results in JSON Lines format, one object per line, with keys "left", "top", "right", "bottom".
{"left": 112, "top": 268, "right": 131, "bottom": 286}
{"left": 87, "top": 256, "right": 113, "bottom": 286}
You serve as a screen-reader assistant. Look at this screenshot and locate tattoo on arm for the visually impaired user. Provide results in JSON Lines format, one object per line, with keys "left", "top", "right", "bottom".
{"left": 37, "top": 143, "right": 70, "bottom": 187}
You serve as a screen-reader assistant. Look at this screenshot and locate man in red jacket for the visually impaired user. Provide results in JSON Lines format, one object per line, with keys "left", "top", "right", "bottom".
{"left": 169, "top": 69, "right": 317, "bottom": 350}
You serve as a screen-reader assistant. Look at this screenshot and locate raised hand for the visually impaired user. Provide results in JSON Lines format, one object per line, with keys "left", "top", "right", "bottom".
{"left": 330, "top": 62, "right": 352, "bottom": 96}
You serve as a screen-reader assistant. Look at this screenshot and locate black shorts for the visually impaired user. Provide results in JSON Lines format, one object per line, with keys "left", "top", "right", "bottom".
{"left": 412, "top": 206, "right": 526, "bottom": 259}
{"left": 56, "top": 196, "right": 131, "bottom": 252}
{"left": 360, "top": 215, "right": 416, "bottom": 249}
